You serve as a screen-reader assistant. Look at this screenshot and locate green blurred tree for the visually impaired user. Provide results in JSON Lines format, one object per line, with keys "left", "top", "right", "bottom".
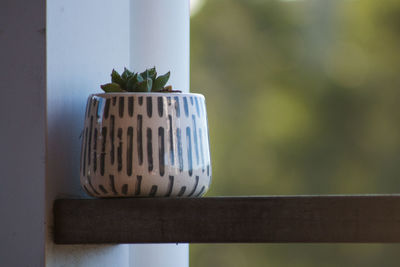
{"left": 190, "top": 0, "right": 400, "bottom": 266}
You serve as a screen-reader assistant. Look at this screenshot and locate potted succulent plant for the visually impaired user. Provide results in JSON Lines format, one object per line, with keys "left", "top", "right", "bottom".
{"left": 80, "top": 67, "right": 211, "bottom": 198}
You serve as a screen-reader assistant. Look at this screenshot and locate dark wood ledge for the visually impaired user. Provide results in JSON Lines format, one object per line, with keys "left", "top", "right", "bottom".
{"left": 54, "top": 195, "right": 400, "bottom": 244}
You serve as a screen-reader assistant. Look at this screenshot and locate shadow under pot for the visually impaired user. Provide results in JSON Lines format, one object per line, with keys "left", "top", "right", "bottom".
{"left": 80, "top": 92, "right": 212, "bottom": 198}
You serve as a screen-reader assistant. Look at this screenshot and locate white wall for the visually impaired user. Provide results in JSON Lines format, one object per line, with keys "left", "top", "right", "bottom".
{"left": 129, "top": 1, "right": 190, "bottom": 266}
{"left": 1, "top": 0, "right": 190, "bottom": 265}
{"left": 130, "top": 244, "right": 189, "bottom": 267}
{"left": 0, "top": 0, "right": 46, "bottom": 266}
{"left": 130, "top": 0, "right": 190, "bottom": 92}
{"left": 46, "top": 0, "right": 130, "bottom": 266}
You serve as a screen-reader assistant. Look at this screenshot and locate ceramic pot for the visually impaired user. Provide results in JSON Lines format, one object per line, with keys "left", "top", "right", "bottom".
{"left": 80, "top": 93, "right": 211, "bottom": 198}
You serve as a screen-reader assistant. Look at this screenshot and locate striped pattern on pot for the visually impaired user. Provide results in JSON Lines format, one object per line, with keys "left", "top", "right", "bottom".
{"left": 80, "top": 93, "right": 212, "bottom": 198}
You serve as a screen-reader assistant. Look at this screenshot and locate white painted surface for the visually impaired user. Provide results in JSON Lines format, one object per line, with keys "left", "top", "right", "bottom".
{"left": 130, "top": 244, "right": 189, "bottom": 267}
{"left": 0, "top": 0, "right": 46, "bottom": 266}
{"left": 129, "top": 1, "right": 190, "bottom": 266}
{"left": 1, "top": 0, "right": 190, "bottom": 265}
{"left": 130, "top": 0, "right": 190, "bottom": 92}
{"left": 46, "top": 0, "right": 130, "bottom": 266}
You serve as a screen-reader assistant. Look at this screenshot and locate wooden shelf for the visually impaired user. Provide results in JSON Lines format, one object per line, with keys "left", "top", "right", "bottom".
{"left": 54, "top": 195, "right": 400, "bottom": 244}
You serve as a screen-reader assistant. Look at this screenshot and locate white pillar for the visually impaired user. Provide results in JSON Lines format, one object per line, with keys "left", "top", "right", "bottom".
{"left": 46, "top": 0, "right": 131, "bottom": 266}
{"left": 129, "top": 1, "right": 190, "bottom": 267}
{"left": 130, "top": 0, "right": 190, "bottom": 92}
{"left": 130, "top": 244, "right": 189, "bottom": 267}
{"left": 2, "top": 0, "right": 190, "bottom": 265}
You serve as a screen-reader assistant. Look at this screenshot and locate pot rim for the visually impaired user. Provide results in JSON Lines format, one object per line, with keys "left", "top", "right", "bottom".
{"left": 90, "top": 92, "right": 205, "bottom": 98}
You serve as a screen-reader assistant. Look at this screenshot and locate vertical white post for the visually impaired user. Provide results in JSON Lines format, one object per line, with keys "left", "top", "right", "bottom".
{"left": 46, "top": 0, "right": 131, "bottom": 266}
{"left": 2, "top": 0, "right": 190, "bottom": 265}
{"left": 130, "top": 0, "right": 190, "bottom": 92}
{"left": 129, "top": 1, "right": 190, "bottom": 267}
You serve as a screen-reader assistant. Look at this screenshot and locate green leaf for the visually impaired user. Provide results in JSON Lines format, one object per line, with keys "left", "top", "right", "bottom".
{"left": 152, "top": 71, "right": 170, "bottom": 91}
{"left": 136, "top": 73, "right": 144, "bottom": 83}
{"left": 148, "top": 67, "right": 157, "bottom": 80}
{"left": 140, "top": 69, "right": 149, "bottom": 80}
{"left": 146, "top": 78, "right": 153, "bottom": 92}
{"left": 100, "top": 83, "right": 125, "bottom": 92}
{"left": 111, "top": 69, "right": 125, "bottom": 88}
{"left": 126, "top": 73, "right": 138, "bottom": 91}
{"left": 121, "top": 67, "right": 133, "bottom": 82}
{"left": 103, "top": 67, "right": 173, "bottom": 93}
{"left": 137, "top": 78, "right": 153, "bottom": 92}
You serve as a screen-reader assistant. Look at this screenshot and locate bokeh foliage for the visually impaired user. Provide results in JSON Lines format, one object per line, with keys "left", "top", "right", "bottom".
{"left": 190, "top": 0, "right": 400, "bottom": 266}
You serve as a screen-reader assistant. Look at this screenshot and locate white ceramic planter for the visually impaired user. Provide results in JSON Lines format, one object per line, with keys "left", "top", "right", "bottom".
{"left": 80, "top": 93, "right": 211, "bottom": 197}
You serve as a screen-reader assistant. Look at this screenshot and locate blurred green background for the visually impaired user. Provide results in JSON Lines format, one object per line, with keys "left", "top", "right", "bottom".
{"left": 189, "top": 0, "right": 400, "bottom": 266}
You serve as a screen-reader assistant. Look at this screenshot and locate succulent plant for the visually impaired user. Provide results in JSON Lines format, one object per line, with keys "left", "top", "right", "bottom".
{"left": 101, "top": 67, "right": 181, "bottom": 93}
